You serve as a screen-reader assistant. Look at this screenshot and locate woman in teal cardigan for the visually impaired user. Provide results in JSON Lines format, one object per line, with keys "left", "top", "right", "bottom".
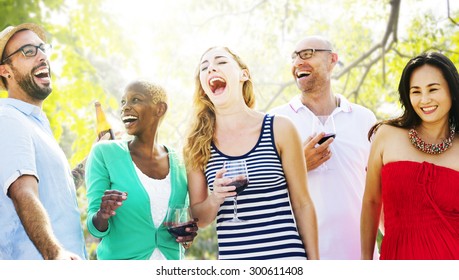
{"left": 85, "top": 80, "right": 197, "bottom": 260}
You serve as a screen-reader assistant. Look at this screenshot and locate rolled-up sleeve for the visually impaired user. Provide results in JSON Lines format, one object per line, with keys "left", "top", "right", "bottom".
{"left": 0, "top": 115, "right": 38, "bottom": 196}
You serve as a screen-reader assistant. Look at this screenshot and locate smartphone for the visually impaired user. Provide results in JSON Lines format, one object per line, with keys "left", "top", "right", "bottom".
{"left": 317, "top": 133, "right": 336, "bottom": 145}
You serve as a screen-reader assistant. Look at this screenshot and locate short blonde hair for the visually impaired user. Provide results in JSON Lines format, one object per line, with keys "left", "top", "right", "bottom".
{"left": 125, "top": 80, "right": 167, "bottom": 105}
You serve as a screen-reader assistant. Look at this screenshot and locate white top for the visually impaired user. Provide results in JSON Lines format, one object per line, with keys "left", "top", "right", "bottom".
{"left": 134, "top": 164, "right": 171, "bottom": 260}
{"left": 269, "top": 94, "right": 378, "bottom": 260}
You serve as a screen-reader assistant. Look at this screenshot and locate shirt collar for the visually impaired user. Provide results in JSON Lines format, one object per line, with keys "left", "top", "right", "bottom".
{"left": 0, "top": 98, "right": 44, "bottom": 118}
{"left": 288, "top": 95, "right": 305, "bottom": 113}
{"left": 336, "top": 94, "right": 353, "bottom": 113}
{"left": 289, "top": 93, "right": 353, "bottom": 114}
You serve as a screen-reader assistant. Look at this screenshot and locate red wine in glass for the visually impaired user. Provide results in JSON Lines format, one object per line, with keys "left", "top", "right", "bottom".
{"left": 164, "top": 206, "right": 194, "bottom": 259}
{"left": 167, "top": 221, "right": 196, "bottom": 238}
{"left": 228, "top": 178, "right": 249, "bottom": 195}
{"left": 223, "top": 159, "right": 249, "bottom": 223}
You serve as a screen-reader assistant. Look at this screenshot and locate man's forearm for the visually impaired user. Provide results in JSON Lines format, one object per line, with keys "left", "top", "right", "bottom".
{"left": 9, "top": 176, "right": 64, "bottom": 259}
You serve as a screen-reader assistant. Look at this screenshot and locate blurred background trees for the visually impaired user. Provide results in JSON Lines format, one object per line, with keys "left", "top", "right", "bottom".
{"left": 1, "top": 0, "right": 458, "bottom": 259}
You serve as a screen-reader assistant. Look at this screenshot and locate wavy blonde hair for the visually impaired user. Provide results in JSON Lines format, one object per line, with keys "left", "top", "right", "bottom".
{"left": 183, "top": 47, "right": 255, "bottom": 171}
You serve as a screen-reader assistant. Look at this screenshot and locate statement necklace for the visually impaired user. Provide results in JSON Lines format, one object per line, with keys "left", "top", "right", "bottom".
{"left": 408, "top": 124, "right": 456, "bottom": 155}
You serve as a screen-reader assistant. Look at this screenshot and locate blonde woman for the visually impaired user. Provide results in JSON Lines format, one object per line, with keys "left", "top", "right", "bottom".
{"left": 183, "top": 47, "right": 319, "bottom": 260}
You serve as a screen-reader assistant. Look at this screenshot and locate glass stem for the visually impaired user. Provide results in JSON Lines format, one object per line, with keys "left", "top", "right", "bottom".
{"left": 179, "top": 242, "right": 184, "bottom": 260}
{"left": 233, "top": 196, "right": 238, "bottom": 220}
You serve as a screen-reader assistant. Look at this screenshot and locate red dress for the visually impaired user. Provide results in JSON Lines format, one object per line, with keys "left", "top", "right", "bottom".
{"left": 380, "top": 161, "right": 459, "bottom": 259}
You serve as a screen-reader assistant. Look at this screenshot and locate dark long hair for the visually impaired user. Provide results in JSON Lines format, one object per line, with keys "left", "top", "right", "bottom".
{"left": 368, "top": 52, "right": 459, "bottom": 140}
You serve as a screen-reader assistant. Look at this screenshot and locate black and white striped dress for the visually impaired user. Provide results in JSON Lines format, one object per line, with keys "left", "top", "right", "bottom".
{"left": 205, "top": 114, "right": 307, "bottom": 260}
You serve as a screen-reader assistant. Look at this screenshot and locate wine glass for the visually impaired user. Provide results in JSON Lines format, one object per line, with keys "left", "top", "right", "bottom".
{"left": 163, "top": 205, "right": 195, "bottom": 259}
{"left": 311, "top": 114, "right": 336, "bottom": 171}
{"left": 223, "top": 159, "right": 249, "bottom": 223}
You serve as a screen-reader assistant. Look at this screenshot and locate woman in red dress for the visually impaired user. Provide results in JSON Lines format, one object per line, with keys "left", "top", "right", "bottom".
{"left": 361, "top": 52, "right": 459, "bottom": 260}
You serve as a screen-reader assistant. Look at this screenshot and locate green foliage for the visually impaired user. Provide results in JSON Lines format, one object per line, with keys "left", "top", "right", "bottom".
{"left": 377, "top": 229, "right": 384, "bottom": 253}
{"left": 186, "top": 224, "right": 218, "bottom": 260}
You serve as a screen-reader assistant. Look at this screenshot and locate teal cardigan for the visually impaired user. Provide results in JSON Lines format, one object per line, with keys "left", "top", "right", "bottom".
{"left": 85, "top": 140, "right": 188, "bottom": 260}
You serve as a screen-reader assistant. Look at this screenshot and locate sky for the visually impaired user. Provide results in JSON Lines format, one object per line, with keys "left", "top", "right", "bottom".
{"left": 104, "top": 0, "right": 458, "bottom": 80}
{"left": 93, "top": 0, "right": 459, "bottom": 136}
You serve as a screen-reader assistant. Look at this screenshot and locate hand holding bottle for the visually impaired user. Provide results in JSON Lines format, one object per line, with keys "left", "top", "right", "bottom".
{"left": 95, "top": 101, "right": 115, "bottom": 140}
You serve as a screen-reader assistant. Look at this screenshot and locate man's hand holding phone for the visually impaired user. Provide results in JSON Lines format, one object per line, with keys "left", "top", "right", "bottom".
{"left": 317, "top": 133, "right": 336, "bottom": 145}
{"left": 303, "top": 132, "right": 334, "bottom": 171}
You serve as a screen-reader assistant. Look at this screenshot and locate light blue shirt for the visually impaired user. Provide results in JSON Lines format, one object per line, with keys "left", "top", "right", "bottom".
{"left": 0, "top": 98, "right": 86, "bottom": 260}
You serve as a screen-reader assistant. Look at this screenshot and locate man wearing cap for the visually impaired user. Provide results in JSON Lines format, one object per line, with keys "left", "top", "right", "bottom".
{"left": 0, "top": 23, "right": 86, "bottom": 260}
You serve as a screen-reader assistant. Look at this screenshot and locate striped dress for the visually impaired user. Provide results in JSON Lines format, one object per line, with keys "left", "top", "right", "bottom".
{"left": 205, "top": 114, "right": 307, "bottom": 260}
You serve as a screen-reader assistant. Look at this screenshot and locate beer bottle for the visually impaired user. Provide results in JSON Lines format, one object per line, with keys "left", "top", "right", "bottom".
{"left": 95, "top": 101, "right": 115, "bottom": 140}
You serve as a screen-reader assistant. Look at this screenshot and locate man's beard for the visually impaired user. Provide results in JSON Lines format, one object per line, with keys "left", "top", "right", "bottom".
{"left": 11, "top": 63, "right": 52, "bottom": 100}
{"left": 296, "top": 73, "right": 328, "bottom": 94}
{"left": 296, "top": 78, "right": 316, "bottom": 93}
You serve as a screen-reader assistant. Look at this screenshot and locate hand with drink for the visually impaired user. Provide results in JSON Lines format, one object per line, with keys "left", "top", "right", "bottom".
{"left": 223, "top": 159, "right": 249, "bottom": 223}
{"left": 164, "top": 206, "right": 198, "bottom": 253}
{"left": 210, "top": 160, "right": 250, "bottom": 222}
{"left": 71, "top": 102, "right": 115, "bottom": 190}
{"left": 95, "top": 101, "right": 115, "bottom": 140}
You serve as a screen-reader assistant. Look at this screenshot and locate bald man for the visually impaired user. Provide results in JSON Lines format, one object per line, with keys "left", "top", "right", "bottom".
{"left": 270, "top": 36, "right": 378, "bottom": 260}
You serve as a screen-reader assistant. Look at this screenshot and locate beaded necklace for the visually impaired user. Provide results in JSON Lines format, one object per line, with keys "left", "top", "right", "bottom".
{"left": 408, "top": 124, "right": 456, "bottom": 155}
